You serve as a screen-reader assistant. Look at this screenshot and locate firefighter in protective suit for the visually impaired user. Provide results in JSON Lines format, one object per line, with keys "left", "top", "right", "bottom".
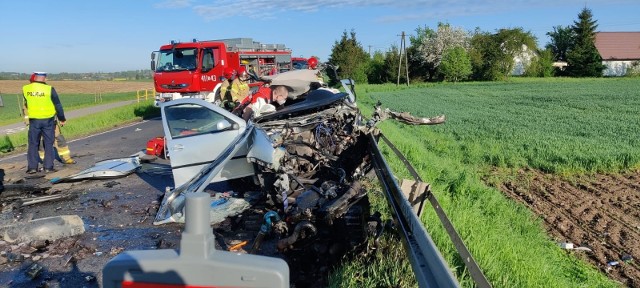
{"left": 23, "top": 74, "right": 76, "bottom": 166}
{"left": 307, "top": 57, "right": 325, "bottom": 86}
{"left": 39, "top": 123, "right": 76, "bottom": 165}
{"left": 219, "top": 67, "right": 240, "bottom": 111}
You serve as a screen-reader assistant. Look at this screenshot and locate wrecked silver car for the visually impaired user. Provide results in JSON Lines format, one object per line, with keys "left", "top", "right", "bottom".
{"left": 151, "top": 70, "right": 457, "bottom": 287}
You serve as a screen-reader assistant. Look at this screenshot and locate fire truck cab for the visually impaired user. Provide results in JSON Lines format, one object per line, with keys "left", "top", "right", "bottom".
{"left": 151, "top": 38, "right": 292, "bottom": 106}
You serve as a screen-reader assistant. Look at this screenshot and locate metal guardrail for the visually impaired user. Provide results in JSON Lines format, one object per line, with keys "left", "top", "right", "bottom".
{"left": 378, "top": 134, "right": 492, "bottom": 288}
{"left": 368, "top": 133, "right": 460, "bottom": 288}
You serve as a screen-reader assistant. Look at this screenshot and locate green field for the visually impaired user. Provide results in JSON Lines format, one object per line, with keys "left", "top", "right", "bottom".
{"left": 364, "top": 78, "right": 640, "bottom": 175}
{"left": 0, "top": 92, "right": 141, "bottom": 126}
{"left": 334, "top": 78, "right": 640, "bottom": 287}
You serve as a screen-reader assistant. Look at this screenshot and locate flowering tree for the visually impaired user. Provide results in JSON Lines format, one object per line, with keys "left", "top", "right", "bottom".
{"left": 414, "top": 23, "right": 470, "bottom": 79}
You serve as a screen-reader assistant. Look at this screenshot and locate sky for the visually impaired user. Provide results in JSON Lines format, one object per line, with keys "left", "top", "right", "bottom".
{"left": 1, "top": 0, "right": 639, "bottom": 74}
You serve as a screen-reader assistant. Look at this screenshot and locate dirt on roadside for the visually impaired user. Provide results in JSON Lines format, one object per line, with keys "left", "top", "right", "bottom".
{"left": 497, "top": 168, "right": 640, "bottom": 287}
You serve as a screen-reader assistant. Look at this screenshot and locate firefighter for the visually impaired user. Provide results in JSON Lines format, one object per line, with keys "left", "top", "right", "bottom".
{"left": 236, "top": 67, "right": 251, "bottom": 98}
{"left": 23, "top": 72, "right": 67, "bottom": 174}
{"left": 220, "top": 67, "right": 239, "bottom": 111}
{"left": 307, "top": 57, "right": 318, "bottom": 70}
{"left": 38, "top": 122, "right": 76, "bottom": 165}
{"left": 240, "top": 85, "right": 290, "bottom": 120}
{"left": 307, "top": 57, "right": 325, "bottom": 86}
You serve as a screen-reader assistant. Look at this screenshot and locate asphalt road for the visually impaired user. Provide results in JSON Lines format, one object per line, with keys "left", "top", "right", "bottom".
{"left": 0, "top": 117, "right": 182, "bottom": 287}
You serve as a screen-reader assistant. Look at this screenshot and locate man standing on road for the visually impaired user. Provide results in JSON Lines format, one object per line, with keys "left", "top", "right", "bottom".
{"left": 22, "top": 72, "right": 67, "bottom": 174}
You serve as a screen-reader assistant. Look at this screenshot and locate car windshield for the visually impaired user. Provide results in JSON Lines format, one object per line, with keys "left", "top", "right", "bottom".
{"left": 165, "top": 103, "right": 233, "bottom": 138}
{"left": 156, "top": 48, "right": 197, "bottom": 72}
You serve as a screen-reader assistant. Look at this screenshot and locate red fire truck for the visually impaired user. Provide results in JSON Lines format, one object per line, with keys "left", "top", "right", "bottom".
{"left": 151, "top": 38, "right": 292, "bottom": 105}
{"left": 291, "top": 57, "right": 308, "bottom": 70}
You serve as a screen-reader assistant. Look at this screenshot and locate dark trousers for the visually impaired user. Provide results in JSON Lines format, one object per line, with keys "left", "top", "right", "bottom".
{"left": 28, "top": 117, "right": 55, "bottom": 170}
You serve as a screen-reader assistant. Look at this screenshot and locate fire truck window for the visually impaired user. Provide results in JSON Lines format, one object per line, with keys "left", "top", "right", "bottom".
{"left": 202, "top": 49, "right": 214, "bottom": 72}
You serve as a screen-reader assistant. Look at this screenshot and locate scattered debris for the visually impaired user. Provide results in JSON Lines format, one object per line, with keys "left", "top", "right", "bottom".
{"left": 50, "top": 156, "right": 141, "bottom": 184}
{"left": 25, "top": 263, "right": 43, "bottom": 279}
{"left": 228, "top": 240, "right": 248, "bottom": 252}
{"left": 103, "top": 181, "right": 120, "bottom": 188}
{"left": 370, "top": 101, "right": 446, "bottom": 126}
{"left": 0, "top": 215, "right": 85, "bottom": 243}
{"left": 558, "top": 242, "right": 593, "bottom": 252}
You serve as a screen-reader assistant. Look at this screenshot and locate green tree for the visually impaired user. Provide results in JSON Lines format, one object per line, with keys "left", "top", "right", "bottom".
{"left": 383, "top": 45, "right": 404, "bottom": 84}
{"left": 412, "top": 23, "right": 469, "bottom": 81}
{"left": 546, "top": 25, "right": 574, "bottom": 61}
{"left": 367, "top": 51, "right": 386, "bottom": 84}
{"left": 408, "top": 25, "right": 436, "bottom": 81}
{"left": 439, "top": 46, "right": 472, "bottom": 82}
{"left": 328, "top": 30, "right": 370, "bottom": 84}
{"left": 524, "top": 48, "right": 555, "bottom": 77}
{"left": 469, "top": 28, "right": 537, "bottom": 80}
{"left": 565, "top": 8, "right": 605, "bottom": 77}
{"left": 469, "top": 29, "right": 503, "bottom": 80}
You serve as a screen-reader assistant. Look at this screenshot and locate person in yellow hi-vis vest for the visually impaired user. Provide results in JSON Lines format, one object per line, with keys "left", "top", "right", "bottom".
{"left": 220, "top": 67, "right": 239, "bottom": 111}
{"left": 236, "top": 66, "right": 251, "bottom": 98}
{"left": 23, "top": 72, "right": 68, "bottom": 174}
{"left": 23, "top": 106, "right": 76, "bottom": 165}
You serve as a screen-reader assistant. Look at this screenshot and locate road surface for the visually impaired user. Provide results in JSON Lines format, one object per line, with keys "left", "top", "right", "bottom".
{"left": 0, "top": 117, "right": 179, "bottom": 288}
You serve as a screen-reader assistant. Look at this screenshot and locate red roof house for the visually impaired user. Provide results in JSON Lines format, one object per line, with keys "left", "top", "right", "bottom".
{"left": 594, "top": 32, "right": 640, "bottom": 75}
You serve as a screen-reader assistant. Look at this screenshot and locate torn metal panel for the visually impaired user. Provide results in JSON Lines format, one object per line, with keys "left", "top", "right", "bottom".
{"left": 50, "top": 156, "right": 141, "bottom": 184}
{"left": 370, "top": 101, "right": 446, "bottom": 126}
{"left": 153, "top": 125, "right": 260, "bottom": 225}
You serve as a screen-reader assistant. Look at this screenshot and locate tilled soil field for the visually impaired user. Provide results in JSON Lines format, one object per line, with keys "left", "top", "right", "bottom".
{"left": 498, "top": 168, "right": 640, "bottom": 287}
{"left": 0, "top": 80, "right": 152, "bottom": 94}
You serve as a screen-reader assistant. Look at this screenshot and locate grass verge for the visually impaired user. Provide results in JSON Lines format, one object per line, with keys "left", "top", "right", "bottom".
{"left": 0, "top": 100, "right": 159, "bottom": 154}
{"left": 330, "top": 80, "right": 627, "bottom": 287}
{"left": 0, "top": 92, "right": 144, "bottom": 126}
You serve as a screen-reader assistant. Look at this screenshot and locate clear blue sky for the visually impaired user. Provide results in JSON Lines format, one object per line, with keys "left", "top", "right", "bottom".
{"left": 1, "top": 0, "right": 638, "bottom": 73}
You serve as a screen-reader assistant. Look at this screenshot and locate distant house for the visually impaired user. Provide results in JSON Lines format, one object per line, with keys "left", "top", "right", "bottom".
{"left": 594, "top": 32, "right": 640, "bottom": 76}
{"left": 512, "top": 44, "right": 536, "bottom": 75}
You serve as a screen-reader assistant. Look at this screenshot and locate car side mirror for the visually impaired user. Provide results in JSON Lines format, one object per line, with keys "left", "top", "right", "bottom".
{"left": 216, "top": 120, "right": 232, "bottom": 131}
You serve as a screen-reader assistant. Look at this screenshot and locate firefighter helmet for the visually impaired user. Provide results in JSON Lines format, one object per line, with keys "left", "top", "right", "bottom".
{"left": 223, "top": 67, "right": 236, "bottom": 80}
{"left": 307, "top": 57, "right": 318, "bottom": 69}
{"left": 237, "top": 66, "right": 248, "bottom": 80}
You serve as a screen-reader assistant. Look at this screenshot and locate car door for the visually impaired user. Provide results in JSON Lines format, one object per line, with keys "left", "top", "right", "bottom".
{"left": 160, "top": 98, "right": 254, "bottom": 187}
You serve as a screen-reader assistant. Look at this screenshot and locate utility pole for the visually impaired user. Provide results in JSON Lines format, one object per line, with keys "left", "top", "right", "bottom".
{"left": 368, "top": 45, "right": 372, "bottom": 57}
{"left": 397, "top": 31, "right": 410, "bottom": 86}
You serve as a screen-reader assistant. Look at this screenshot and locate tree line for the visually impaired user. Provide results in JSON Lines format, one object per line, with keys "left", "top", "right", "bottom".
{"left": 0, "top": 70, "right": 153, "bottom": 81}
{"left": 327, "top": 8, "right": 636, "bottom": 84}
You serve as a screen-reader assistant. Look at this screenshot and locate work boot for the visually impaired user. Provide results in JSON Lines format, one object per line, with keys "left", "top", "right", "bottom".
{"left": 26, "top": 169, "right": 37, "bottom": 174}
{"left": 63, "top": 158, "right": 77, "bottom": 164}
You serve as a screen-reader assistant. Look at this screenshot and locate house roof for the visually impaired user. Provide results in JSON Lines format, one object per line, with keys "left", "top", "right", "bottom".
{"left": 595, "top": 32, "right": 640, "bottom": 60}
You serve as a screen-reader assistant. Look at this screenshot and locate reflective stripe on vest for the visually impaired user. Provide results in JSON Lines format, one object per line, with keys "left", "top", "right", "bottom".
{"left": 23, "top": 83, "right": 56, "bottom": 119}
